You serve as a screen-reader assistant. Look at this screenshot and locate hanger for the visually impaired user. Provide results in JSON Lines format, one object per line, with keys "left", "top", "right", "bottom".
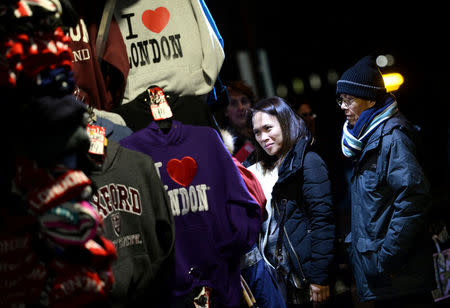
{"left": 96, "top": 0, "right": 117, "bottom": 63}
{"left": 157, "top": 118, "right": 172, "bottom": 134}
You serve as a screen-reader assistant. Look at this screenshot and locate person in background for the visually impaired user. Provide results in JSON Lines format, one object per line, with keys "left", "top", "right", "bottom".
{"left": 246, "top": 97, "right": 335, "bottom": 307}
{"left": 336, "top": 55, "right": 434, "bottom": 307}
{"left": 296, "top": 102, "right": 317, "bottom": 137}
{"left": 223, "top": 80, "right": 257, "bottom": 163}
{"left": 294, "top": 100, "right": 328, "bottom": 164}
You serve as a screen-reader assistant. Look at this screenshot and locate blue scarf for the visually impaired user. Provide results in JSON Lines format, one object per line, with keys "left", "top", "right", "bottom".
{"left": 341, "top": 97, "right": 398, "bottom": 158}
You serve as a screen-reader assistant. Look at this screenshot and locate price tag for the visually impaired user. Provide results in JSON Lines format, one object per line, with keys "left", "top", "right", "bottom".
{"left": 148, "top": 87, "right": 173, "bottom": 121}
{"left": 86, "top": 125, "right": 106, "bottom": 155}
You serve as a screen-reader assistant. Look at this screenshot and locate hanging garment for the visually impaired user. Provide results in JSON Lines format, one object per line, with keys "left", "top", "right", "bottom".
{"left": 7, "top": 157, "right": 117, "bottom": 307}
{"left": 0, "top": 0, "right": 66, "bottom": 41}
{"left": 15, "top": 93, "right": 90, "bottom": 165}
{"left": 94, "top": 116, "right": 133, "bottom": 142}
{"left": 94, "top": 108, "right": 128, "bottom": 126}
{"left": 114, "top": 0, "right": 224, "bottom": 103}
{"left": 231, "top": 157, "right": 266, "bottom": 218}
{"left": 111, "top": 90, "right": 217, "bottom": 132}
{"left": 0, "top": 27, "right": 73, "bottom": 88}
{"left": 120, "top": 121, "right": 261, "bottom": 307}
{"left": 1, "top": 1, "right": 117, "bottom": 306}
{"left": 69, "top": 3, "right": 130, "bottom": 111}
{"left": 88, "top": 140, "right": 176, "bottom": 307}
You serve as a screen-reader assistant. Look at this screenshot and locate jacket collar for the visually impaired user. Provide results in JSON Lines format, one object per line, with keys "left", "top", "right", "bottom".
{"left": 277, "top": 137, "right": 308, "bottom": 183}
{"left": 354, "top": 113, "right": 410, "bottom": 167}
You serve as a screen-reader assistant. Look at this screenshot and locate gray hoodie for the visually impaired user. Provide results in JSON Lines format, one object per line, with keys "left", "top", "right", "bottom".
{"left": 89, "top": 141, "right": 175, "bottom": 307}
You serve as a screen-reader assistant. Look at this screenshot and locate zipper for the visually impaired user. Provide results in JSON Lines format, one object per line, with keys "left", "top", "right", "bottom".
{"left": 283, "top": 226, "right": 307, "bottom": 285}
{"left": 274, "top": 201, "right": 307, "bottom": 285}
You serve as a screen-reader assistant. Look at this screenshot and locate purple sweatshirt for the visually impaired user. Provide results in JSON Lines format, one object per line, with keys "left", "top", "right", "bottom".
{"left": 120, "top": 121, "right": 261, "bottom": 307}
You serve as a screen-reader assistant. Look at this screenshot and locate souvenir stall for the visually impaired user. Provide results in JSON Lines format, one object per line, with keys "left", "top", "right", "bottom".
{"left": 1, "top": 1, "right": 262, "bottom": 307}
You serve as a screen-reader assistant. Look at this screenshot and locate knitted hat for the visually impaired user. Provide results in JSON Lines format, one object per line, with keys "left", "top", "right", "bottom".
{"left": 336, "top": 55, "right": 386, "bottom": 101}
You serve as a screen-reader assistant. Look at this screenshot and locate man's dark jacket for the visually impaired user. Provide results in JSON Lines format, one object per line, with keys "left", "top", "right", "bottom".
{"left": 344, "top": 113, "right": 434, "bottom": 301}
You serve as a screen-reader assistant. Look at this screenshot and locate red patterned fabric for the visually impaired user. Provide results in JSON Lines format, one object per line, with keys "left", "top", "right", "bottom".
{"left": 0, "top": 27, "right": 72, "bottom": 87}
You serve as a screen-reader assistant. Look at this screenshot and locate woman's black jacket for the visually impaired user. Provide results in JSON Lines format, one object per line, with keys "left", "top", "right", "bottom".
{"left": 272, "top": 137, "right": 335, "bottom": 285}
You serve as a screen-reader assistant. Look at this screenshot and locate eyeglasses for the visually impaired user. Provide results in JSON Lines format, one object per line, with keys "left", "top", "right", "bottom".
{"left": 336, "top": 96, "right": 356, "bottom": 108}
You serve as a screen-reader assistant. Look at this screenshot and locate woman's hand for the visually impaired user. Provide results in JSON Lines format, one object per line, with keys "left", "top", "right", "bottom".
{"left": 309, "top": 283, "right": 330, "bottom": 304}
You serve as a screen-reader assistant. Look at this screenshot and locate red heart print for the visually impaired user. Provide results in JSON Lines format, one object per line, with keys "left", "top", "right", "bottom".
{"left": 141, "top": 7, "right": 170, "bottom": 33}
{"left": 167, "top": 156, "right": 197, "bottom": 187}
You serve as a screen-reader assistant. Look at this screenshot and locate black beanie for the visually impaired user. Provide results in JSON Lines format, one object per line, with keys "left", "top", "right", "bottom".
{"left": 336, "top": 55, "right": 386, "bottom": 101}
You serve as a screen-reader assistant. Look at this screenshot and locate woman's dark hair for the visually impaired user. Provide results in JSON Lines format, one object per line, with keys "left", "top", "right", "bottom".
{"left": 247, "top": 96, "right": 309, "bottom": 171}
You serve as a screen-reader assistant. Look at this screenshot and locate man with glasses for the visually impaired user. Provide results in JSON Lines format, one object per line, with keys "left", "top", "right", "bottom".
{"left": 336, "top": 55, "right": 434, "bottom": 307}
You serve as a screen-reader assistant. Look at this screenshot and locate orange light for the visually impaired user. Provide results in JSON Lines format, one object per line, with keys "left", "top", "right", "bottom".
{"left": 383, "top": 73, "right": 404, "bottom": 92}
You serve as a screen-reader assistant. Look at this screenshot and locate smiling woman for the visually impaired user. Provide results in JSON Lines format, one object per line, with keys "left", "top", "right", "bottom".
{"left": 247, "top": 96, "right": 308, "bottom": 170}
{"left": 252, "top": 111, "right": 284, "bottom": 157}
{"left": 246, "top": 96, "right": 335, "bottom": 306}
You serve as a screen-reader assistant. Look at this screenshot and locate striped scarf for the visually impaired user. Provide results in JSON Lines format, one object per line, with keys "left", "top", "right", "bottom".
{"left": 341, "top": 97, "right": 398, "bottom": 158}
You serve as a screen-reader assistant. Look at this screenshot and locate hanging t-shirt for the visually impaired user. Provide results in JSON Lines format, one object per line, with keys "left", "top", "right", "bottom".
{"left": 69, "top": 2, "right": 130, "bottom": 111}
{"left": 120, "top": 120, "right": 260, "bottom": 307}
{"left": 114, "top": 0, "right": 224, "bottom": 103}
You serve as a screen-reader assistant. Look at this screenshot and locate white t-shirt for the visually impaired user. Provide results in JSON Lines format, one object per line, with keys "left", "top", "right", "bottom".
{"left": 114, "top": 0, "right": 224, "bottom": 103}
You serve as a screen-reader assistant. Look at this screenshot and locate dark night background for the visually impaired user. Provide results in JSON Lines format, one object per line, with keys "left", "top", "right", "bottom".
{"left": 207, "top": 1, "right": 448, "bottom": 235}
